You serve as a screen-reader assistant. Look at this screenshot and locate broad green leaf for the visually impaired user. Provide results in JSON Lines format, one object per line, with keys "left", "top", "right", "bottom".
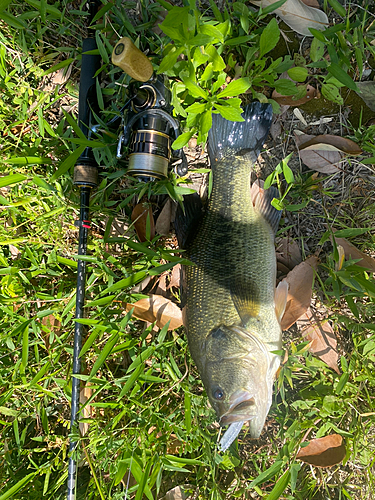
{"left": 287, "top": 67, "right": 308, "bottom": 82}
{"left": 89, "top": 332, "right": 119, "bottom": 379}
{"left": 0, "top": 173, "right": 26, "bottom": 187}
{"left": 334, "top": 228, "right": 371, "bottom": 238}
{"left": 259, "top": 18, "right": 280, "bottom": 57}
{"left": 265, "top": 469, "right": 291, "bottom": 500}
{"left": 327, "top": 63, "right": 359, "bottom": 91}
{"left": 185, "top": 102, "right": 207, "bottom": 114}
{"left": 274, "top": 79, "right": 297, "bottom": 95}
{"left": 205, "top": 45, "right": 226, "bottom": 71}
{"left": 187, "top": 33, "right": 214, "bottom": 46}
{"left": 172, "top": 131, "right": 194, "bottom": 149}
{"left": 321, "top": 83, "right": 343, "bottom": 104}
{"left": 0, "top": 473, "right": 36, "bottom": 500}
{"left": 119, "top": 363, "right": 144, "bottom": 398}
{"left": 214, "top": 103, "right": 244, "bottom": 121}
{"left": 182, "top": 78, "right": 208, "bottom": 99}
{"left": 0, "top": 406, "right": 19, "bottom": 417}
{"left": 158, "top": 46, "right": 184, "bottom": 74}
{"left": 199, "top": 24, "right": 224, "bottom": 43}
{"left": 0, "top": 12, "right": 27, "bottom": 28}
{"left": 50, "top": 145, "right": 85, "bottom": 182}
{"left": 100, "top": 271, "right": 148, "bottom": 295}
{"left": 200, "top": 109, "right": 213, "bottom": 134}
{"left": 310, "top": 37, "right": 325, "bottom": 62}
{"left": 0, "top": 0, "right": 12, "bottom": 10}
{"left": 43, "top": 58, "right": 74, "bottom": 76}
{"left": 327, "top": 0, "right": 346, "bottom": 17}
{"left": 249, "top": 461, "right": 283, "bottom": 487}
{"left": 217, "top": 78, "right": 251, "bottom": 98}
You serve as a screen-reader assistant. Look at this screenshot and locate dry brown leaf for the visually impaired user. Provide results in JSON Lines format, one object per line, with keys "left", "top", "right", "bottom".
{"left": 294, "top": 131, "right": 316, "bottom": 148}
{"left": 280, "top": 255, "right": 319, "bottom": 330}
{"left": 131, "top": 203, "right": 155, "bottom": 242}
{"left": 332, "top": 236, "right": 375, "bottom": 273}
{"left": 276, "top": 237, "right": 302, "bottom": 271}
{"left": 41, "top": 314, "right": 61, "bottom": 350}
{"left": 126, "top": 294, "right": 183, "bottom": 330}
{"left": 296, "top": 434, "right": 346, "bottom": 467}
{"left": 160, "top": 485, "right": 196, "bottom": 500}
{"left": 249, "top": 0, "right": 328, "bottom": 36}
{"left": 299, "top": 135, "right": 362, "bottom": 155}
{"left": 168, "top": 263, "right": 181, "bottom": 289}
{"left": 51, "top": 62, "right": 73, "bottom": 84}
{"left": 298, "top": 307, "right": 339, "bottom": 373}
{"left": 272, "top": 85, "right": 318, "bottom": 106}
{"left": 79, "top": 383, "right": 93, "bottom": 436}
{"left": 301, "top": 0, "right": 320, "bottom": 7}
{"left": 294, "top": 132, "right": 344, "bottom": 174}
{"left": 155, "top": 198, "right": 173, "bottom": 235}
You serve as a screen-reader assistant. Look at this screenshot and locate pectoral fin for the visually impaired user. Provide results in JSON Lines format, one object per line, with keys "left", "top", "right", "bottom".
{"left": 275, "top": 280, "right": 289, "bottom": 325}
{"left": 230, "top": 278, "right": 261, "bottom": 326}
{"left": 250, "top": 180, "right": 282, "bottom": 235}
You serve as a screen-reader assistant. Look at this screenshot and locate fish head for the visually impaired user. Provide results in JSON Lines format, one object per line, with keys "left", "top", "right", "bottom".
{"left": 202, "top": 324, "right": 279, "bottom": 438}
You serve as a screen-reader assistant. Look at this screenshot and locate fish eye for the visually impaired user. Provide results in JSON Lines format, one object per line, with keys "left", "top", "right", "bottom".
{"left": 213, "top": 388, "right": 225, "bottom": 400}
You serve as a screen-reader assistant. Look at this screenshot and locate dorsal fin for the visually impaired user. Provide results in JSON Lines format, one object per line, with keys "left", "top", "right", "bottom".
{"left": 174, "top": 193, "right": 203, "bottom": 249}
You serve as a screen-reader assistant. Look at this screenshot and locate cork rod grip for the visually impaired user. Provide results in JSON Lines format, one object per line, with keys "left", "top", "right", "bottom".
{"left": 112, "top": 37, "right": 153, "bottom": 82}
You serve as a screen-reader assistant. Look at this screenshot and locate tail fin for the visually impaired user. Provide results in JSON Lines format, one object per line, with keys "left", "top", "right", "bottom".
{"left": 208, "top": 102, "right": 272, "bottom": 164}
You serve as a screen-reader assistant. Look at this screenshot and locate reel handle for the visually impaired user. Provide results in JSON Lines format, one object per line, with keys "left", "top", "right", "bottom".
{"left": 112, "top": 37, "right": 153, "bottom": 82}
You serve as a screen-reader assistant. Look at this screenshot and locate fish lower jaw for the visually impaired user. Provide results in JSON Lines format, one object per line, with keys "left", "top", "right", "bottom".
{"left": 220, "top": 412, "right": 255, "bottom": 426}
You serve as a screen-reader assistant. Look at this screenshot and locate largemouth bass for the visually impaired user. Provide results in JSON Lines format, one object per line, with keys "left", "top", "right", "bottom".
{"left": 175, "top": 102, "right": 288, "bottom": 449}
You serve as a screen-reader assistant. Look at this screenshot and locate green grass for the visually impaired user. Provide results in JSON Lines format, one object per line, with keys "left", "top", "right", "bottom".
{"left": 1, "top": 0, "right": 375, "bottom": 499}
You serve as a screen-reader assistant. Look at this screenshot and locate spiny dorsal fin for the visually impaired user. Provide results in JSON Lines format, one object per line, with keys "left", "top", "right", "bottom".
{"left": 174, "top": 193, "right": 203, "bottom": 249}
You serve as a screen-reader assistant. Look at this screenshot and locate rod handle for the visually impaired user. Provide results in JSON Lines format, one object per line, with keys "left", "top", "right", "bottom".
{"left": 112, "top": 37, "right": 153, "bottom": 82}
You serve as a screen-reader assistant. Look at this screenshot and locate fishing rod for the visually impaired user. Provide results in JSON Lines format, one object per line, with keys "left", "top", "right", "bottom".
{"left": 67, "top": 1, "right": 101, "bottom": 498}
{"left": 67, "top": 6, "right": 189, "bottom": 497}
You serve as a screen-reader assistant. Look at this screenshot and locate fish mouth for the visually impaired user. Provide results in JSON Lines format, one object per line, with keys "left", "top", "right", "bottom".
{"left": 219, "top": 390, "right": 256, "bottom": 426}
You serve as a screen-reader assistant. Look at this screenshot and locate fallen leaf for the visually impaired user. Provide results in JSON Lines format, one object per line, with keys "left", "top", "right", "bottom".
{"left": 79, "top": 383, "right": 93, "bottom": 436}
{"left": 299, "top": 135, "right": 362, "bottom": 155}
{"left": 160, "top": 485, "right": 196, "bottom": 500}
{"left": 298, "top": 307, "right": 339, "bottom": 373}
{"left": 272, "top": 84, "right": 318, "bottom": 106}
{"left": 276, "top": 237, "right": 302, "bottom": 271}
{"left": 296, "top": 434, "right": 346, "bottom": 467}
{"left": 293, "top": 108, "right": 308, "bottom": 126}
{"left": 126, "top": 294, "right": 183, "bottom": 330}
{"left": 355, "top": 81, "right": 375, "bottom": 112}
{"left": 280, "top": 255, "right": 319, "bottom": 330}
{"left": 51, "top": 62, "right": 73, "bottom": 84}
{"left": 131, "top": 203, "right": 155, "bottom": 242}
{"left": 168, "top": 263, "right": 181, "bottom": 289}
{"left": 249, "top": 0, "right": 328, "bottom": 36}
{"left": 294, "top": 132, "right": 344, "bottom": 174}
{"left": 294, "top": 131, "right": 316, "bottom": 148}
{"left": 301, "top": 0, "right": 320, "bottom": 7}
{"left": 332, "top": 236, "right": 375, "bottom": 273}
{"left": 155, "top": 198, "right": 172, "bottom": 235}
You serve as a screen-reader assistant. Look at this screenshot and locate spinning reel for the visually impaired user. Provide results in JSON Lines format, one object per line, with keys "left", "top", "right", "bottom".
{"left": 74, "top": 36, "right": 187, "bottom": 189}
